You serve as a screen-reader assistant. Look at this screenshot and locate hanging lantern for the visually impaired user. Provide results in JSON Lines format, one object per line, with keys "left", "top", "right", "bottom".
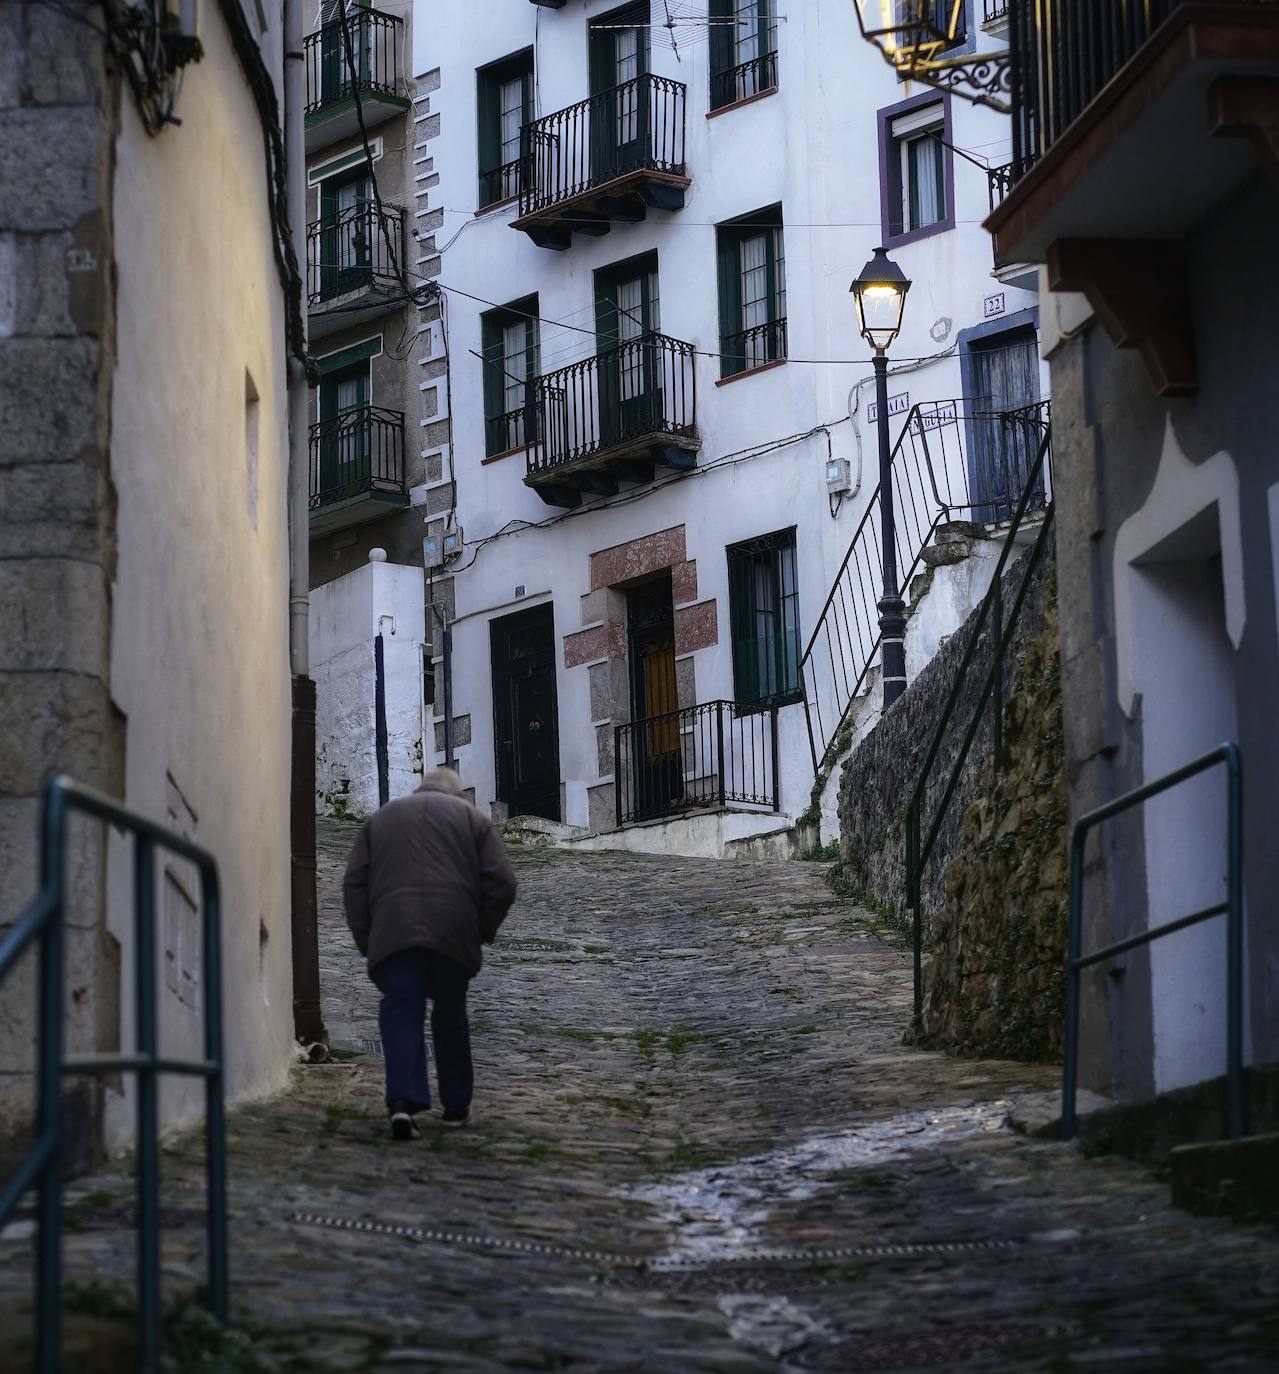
{"left": 850, "top": 0, "right": 1012, "bottom": 112}
{"left": 851, "top": 1, "right": 967, "bottom": 69}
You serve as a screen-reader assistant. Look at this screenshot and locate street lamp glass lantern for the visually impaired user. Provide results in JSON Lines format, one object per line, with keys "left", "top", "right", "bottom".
{"left": 851, "top": 247, "right": 911, "bottom": 353}
{"left": 851, "top": 0, "right": 966, "bottom": 68}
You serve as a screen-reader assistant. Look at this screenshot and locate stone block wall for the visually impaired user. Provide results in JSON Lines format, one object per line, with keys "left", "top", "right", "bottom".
{"left": 0, "top": 1, "right": 119, "bottom": 1174}
{"left": 837, "top": 539, "right": 1054, "bottom": 933}
{"left": 911, "top": 589, "right": 1067, "bottom": 1061}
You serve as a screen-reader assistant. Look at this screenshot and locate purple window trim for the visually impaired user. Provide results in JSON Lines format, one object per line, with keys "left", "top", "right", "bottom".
{"left": 875, "top": 89, "right": 956, "bottom": 250}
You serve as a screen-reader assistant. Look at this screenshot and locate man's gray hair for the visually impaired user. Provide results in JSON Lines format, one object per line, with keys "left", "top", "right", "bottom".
{"left": 422, "top": 766, "right": 466, "bottom": 795}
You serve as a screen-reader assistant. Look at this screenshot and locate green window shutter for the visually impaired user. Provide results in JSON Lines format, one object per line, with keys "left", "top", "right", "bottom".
{"left": 716, "top": 230, "right": 742, "bottom": 378}
{"left": 481, "top": 310, "right": 504, "bottom": 453}
{"left": 595, "top": 273, "right": 620, "bottom": 354}
{"left": 477, "top": 69, "right": 499, "bottom": 200}
{"left": 708, "top": 0, "right": 733, "bottom": 89}
{"left": 588, "top": 24, "right": 612, "bottom": 96}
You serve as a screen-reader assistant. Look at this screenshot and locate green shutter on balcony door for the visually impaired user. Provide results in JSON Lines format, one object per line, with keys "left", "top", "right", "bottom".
{"left": 716, "top": 230, "right": 742, "bottom": 378}
{"left": 708, "top": 0, "right": 733, "bottom": 93}
{"left": 477, "top": 67, "right": 500, "bottom": 201}
{"left": 481, "top": 310, "right": 504, "bottom": 454}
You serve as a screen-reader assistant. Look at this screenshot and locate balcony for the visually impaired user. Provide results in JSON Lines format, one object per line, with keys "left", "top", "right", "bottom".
{"left": 710, "top": 49, "right": 778, "bottom": 112}
{"left": 991, "top": 1, "right": 1279, "bottom": 264}
{"left": 309, "top": 405, "right": 408, "bottom": 534}
{"left": 988, "top": 0, "right": 1279, "bottom": 393}
{"left": 511, "top": 75, "right": 690, "bottom": 250}
{"left": 615, "top": 700, "right": 779, "bottom": 826}
{"left": 303, "top": 9, "right": 409, "bottom": 153}
{"left": 981, "top": 0, "right": 1010, "bottom": 28}
{"left": 525, "top": 333, "right": 698, "bottom": 509}
{"left": 306, "top": 201, "right": 406, "bottom": 340}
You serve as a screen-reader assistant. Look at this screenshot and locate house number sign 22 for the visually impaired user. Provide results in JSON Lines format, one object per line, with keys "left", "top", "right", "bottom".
{"left": 983, "top": 292, "right": 1007, "bottom": 320}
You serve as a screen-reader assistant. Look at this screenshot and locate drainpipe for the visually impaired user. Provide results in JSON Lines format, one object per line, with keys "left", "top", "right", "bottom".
{"left": 285, "top": 0, "right": 326, "bottom": 1049}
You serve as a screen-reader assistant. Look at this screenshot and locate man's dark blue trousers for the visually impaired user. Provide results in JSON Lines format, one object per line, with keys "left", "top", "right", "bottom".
{"left": 370, "top": 948, "right": 473, "bottom": 1114}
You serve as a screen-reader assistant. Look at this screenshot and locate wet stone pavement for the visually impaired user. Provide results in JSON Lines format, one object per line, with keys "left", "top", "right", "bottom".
{"left": 5, "top": 818, "right": 1279, "bottom": 1371}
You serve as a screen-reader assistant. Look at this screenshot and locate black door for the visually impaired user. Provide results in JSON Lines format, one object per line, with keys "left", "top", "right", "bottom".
{"left": 967, "top": 325, "right": 1041, "bottom": 520}
{"left": 626, "top": 574, "right": 681, "bottom": 821}
{"left": 588, "top": 3, "right": 651, "bottom": 185}
{"left": 491, "top": 605, "right": 561, "bottom": 821}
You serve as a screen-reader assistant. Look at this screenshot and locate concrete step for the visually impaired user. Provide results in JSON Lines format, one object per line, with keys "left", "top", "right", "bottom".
{"left": 1170, "top": 1131, "right": 1279, "bottom": 1220}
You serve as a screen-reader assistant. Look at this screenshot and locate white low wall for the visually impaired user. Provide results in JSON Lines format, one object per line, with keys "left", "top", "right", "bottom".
{"left": 312, "top": 555, "right": 426, "bottom": 818}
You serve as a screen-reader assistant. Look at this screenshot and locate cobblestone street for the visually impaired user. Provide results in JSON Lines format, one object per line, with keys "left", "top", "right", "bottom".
{"left": 4, "top": 819, "right": 1278, "bottom": 1371}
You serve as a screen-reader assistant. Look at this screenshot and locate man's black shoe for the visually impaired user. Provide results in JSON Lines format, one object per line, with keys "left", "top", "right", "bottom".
{"left": 389, "top": 1100, "right": 422, "bottom": 1141}
{"left": 441, "top": 1106, "right": 470, "bottom": 1129}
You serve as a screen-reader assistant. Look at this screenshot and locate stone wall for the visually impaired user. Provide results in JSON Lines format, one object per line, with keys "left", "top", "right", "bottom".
{"left": 912, "top": 590, "right": 1067, "bottom": 1061}
{"left": 0, "top": 0, "right": 120, "bottom": 1174}
{"left": 837, "top": 536, "right": 1053, "bottom": 933}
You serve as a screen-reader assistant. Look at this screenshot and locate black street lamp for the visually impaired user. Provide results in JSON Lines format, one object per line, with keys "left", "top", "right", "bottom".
{"left": 851, "top": 246, "right": 912, "bottom": 711}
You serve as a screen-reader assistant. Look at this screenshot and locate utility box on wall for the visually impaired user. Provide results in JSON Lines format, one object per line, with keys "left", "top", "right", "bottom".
{"left": 311, "top": 556, "right": 427, "bottom": 818}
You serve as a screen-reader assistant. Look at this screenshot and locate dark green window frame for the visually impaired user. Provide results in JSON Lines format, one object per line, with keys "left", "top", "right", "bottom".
{"left": 477, "top": 50, "right": 534, "bottom": 209}
{"left": 480, "top": 295, "right": 538, "bottom": 457}
{"left": 727, "top": 527, "right": 801, "bottom": 709}
{"left": 709, "top": 0, "right": 777, "bottom": 112}
{"left": 716, "top": 205, "right": 786, "bottom": 380}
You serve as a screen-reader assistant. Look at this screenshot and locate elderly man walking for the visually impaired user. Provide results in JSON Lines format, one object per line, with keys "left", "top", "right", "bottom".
{"left": 343, "top": 767, "right": 517, "bottom": 1139}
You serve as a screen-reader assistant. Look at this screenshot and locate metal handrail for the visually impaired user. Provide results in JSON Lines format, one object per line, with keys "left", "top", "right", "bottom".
{"left": 0, "top": 776, "right": 228, "bottom": 1372}
{"left": 306, "top": 200, "right": 405, "bottom": 306}
{"left": 309, "top": 404, "right": 407, "bottom": 509}
{"left": 1062, "top": 744, "right": 1246, "bottom": 1141}
{"left": 799, "top": 399, "right": 1049, "bottom": 773}
{"left": 710, "top": 48, "right": 778, "bottom": 111}
{"left": 903, "top": 417, "right": 1054, "bottom": 1017}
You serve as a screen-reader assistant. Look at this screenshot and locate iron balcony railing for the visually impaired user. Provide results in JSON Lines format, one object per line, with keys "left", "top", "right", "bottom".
{"left": 800, "top": 400, "right": 1051, "bottom": 773}
{"left": 0, "top": 776, "right": 228, "bottom": 1373}
{"left": 615, "top": 700, "right": 780, "bottom": 826}
{"left": 986, "top": 156, "right": 1036, "bottom": 212}
{"left": 307, "top": 200, "right": 405, "bottom": 305}
{"left": 1062, "top": 743, "right": 1247, "bottom": 1141}
{"left": 983, "top": 0, "right": 1010, "bottom": 23}
{"left": 309, "top": 404, "right": 406, "bottom": 510}
{"left": 479, "top": 156, "right": 524, "bottom": 209}
{"left": 710, "top": 48, "right": 778, "bottom": 111}
{"left": 304, "top": 7, "right": 403, "bottom": 117}
{"left": 721, "top": 318, "right": 787, "bottom": 379}
{"left": 518, "top": 73, "right": 687, "bottom": 217}
{"left": 529, "top": 332, "right": 696, "bottom": 475}
{"left": 1007, "top": 0, "right": 1277, "bottom": 177}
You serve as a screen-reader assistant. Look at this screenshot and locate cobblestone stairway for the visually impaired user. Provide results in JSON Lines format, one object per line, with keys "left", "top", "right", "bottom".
{"left": 2, "top": 821, "right": 1276, "bottom": 1371}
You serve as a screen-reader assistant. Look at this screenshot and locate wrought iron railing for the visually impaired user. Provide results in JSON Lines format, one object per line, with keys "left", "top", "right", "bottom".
{"left": 1062, "top": 743, "right": 1246, "bottom": 1141}
{"left": 479, "top": 157, "right": 524, "bottom": 208}
{"left": 486, "top": 396, "right": 538, "bottom": 456}
{"left": 307, "top": 200, "right": 405, "bottom": 305}
{"left": 710, "top": 48, "right": 779, "bottom": 111}
{"left": 615, "top": 700, "right": 780, "bottom": 826}
{"left": 529, "top": 332, "right": 696, "bottom": 475}
{"left": 0, "top": 777, "right": 228, "bottom": 1373}
{"left": 304, "top": 7, "right": 403, "bottom": 117}
{"left": 983, "top": 0, "right": 1010, "bottom": 23}
{"left": 986, "top": 156, "right": 1037, "bottom": 212}
{"left": 721, "top": 318, "right": 787, "bottom": 379}
{"left": 800, "top": 400, "right": 1050, "bottom": 772}
{"left": 1007, "top": 0, "right": 1277, "bottom": 177}
{"left": 903, "top": 415, "right": 1054, "bottom": 1017}
{"left": 518, "top": 74, "right": 687, "bottom": 216}
{"left": 309, "top": 405, "right": 406, "bottom": 509}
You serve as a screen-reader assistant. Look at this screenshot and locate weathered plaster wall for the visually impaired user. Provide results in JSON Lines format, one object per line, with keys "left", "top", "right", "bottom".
{"left": 913, "top": 591, "right": 1067, "bottom": 1061}
{"left": 0, "top": 0, "right": 119, "bottom": 1172}
{"left": 1049, "top": 173, "right": 1279, "bottom": 1100}
{"left": 838, "top": 544, "right": 1053, "bottom": 930}
{"left": 312, "top": 558, "right": 426, "bottom": 818}
{"left": 103, "top": 2, "right": 295, "bottom": 1146}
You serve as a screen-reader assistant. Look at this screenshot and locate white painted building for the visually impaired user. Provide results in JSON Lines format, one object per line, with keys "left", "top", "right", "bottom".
{"left": 366, "top": 0, "right": 1048, "bottom": 849}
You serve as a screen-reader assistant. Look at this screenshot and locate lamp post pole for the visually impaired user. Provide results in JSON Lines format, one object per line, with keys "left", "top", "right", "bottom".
{"left": 874, "top": 349, "right": 907, "bottom": 710}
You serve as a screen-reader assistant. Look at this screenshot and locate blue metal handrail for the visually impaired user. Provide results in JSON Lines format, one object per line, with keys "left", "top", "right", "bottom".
{"left": 0, "top": 775, "right": 228, "bottom": 1372}
{"left": 1062, "top": 743, "right": 1246, "bottom": 1141}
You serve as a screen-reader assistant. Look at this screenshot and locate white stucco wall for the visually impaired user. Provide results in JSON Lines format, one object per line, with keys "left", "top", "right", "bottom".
{"left": 103, "top": 6, "right": 295, "bottom": 1146}
{"left": 313, "top": 557, "right": 427, "bottom": 818}
{"left": 417, "top": 1, "right": 1043, "bottom": 837}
